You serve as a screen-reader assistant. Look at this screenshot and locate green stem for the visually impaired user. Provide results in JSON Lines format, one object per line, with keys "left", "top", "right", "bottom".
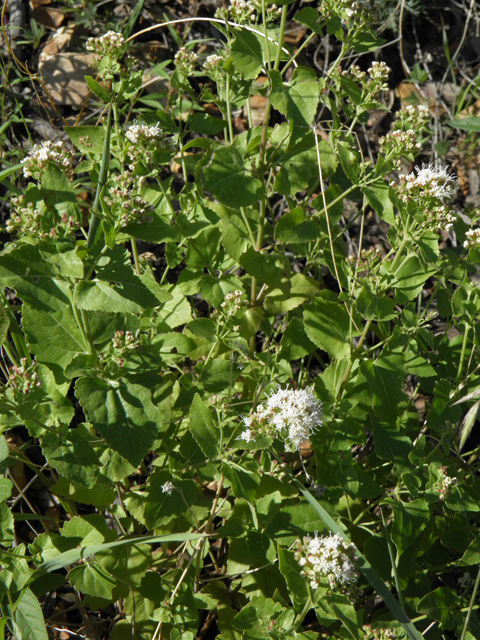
{"left": 281, "top": 31, "right": 317, "bottom": 77}
{"left": 381, "top": 508, "right": 405, "bottom": 610}
{"left": 225, "top": 73, "right": 234, "bottom": 144}
{"left": 131, "top": 238, "right": 141, "bottom": 275}
{"left": 87, "top": 103, "right": 112, "bottom": 249}
{"left": 461, "top": 565, "right": 480, "bottom": 640}
{"left": 457, "top": 323, "right": 471, "bottom": 385}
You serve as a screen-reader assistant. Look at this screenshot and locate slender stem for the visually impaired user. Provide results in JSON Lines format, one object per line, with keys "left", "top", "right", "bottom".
{"left": 457, "top": 323, "right": 471, "bottom": 385}
{"left": 194, "top": 476, "right": 225, "bottom": 590}
{"left": 381, "top": 508, "right": 405, "bottom": 610}
{"left": 131, "top": 238, "right": 141, "bottom": 275}
{"left": 461, "top": 565, "right": 480, "bottom": 640}
{"left": 87, "top": 104, "right": 112, "bottom": 249}
{"left": 225, "top": 73, "right": 234, "bottom": 143}
{"left": 282, "top": 31, "right": 316, "bottom": 77}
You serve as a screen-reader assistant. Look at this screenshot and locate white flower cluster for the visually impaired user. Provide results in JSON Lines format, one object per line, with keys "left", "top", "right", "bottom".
{"left": 379, "top": 129, "right": 420, "bottom": 162}
{"left": 8, "top": 359, "right": 41, "bottom": 395}
{"left": 111, "top": 330, "right": 141, "bottom": 366}
{"left": 422, "top": 205, "right": 456, "bottom": 233}
{"left": 216, "top": 0, "right": 256, "bottom": 24}
{"left": 366, "top": 61, "right": 390, "bottom": 94}
{"left": 174, "top": 47, "right": 198, "bottom": 76}
{"left": 125, "top": 124, "right": 171, "bottom": 167}
{"left": 438, "top": 466, "right": 457, "bottom": 500}
{"left": 238, "top": 385, "right": 322, "bottom": 451}
{"left": 221, "top": 290, "right": 245, "bottom": 316}
{"left": 21, "top": 140, "right": 73, "bottom": 181}
{"left": 126, "top": 124, "right": 163, "bottom": 145}
{"left": 403, "top": 164, "right": 457, "bottom": 204}
{"left": 296, "top": 533, "right": 358, "bottom": 590}
{"left": 86, "top": 30, "right": 126, "bottom": 58}
{"left": 204, "top": 54, "right": 222, "bottom": 70}
{"left": 464, "top": 228, "right": 480, "bottom": 249}
{"left": 161, "top": 481, "right": 176, "bottom": 496}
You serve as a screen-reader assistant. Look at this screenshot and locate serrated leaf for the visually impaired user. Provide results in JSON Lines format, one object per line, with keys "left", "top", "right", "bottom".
{"left": 222, "top": 462, "right": 260, "bottom": 502}
{"left": 74, "top": 246, "right": 171, "bottom": 313}
{"left": 42, "top": 430, "right": 101, "bottom": 488}
{"left": 294, "top": 7, "right": 323, "bottom": 34}
{"left": 361, "top": 354, "right": 407, "bottom": 423}
{"left": 64, "top": 125, "right": 106, "bottom": 155}
{"left": 203, "top": 145, "right": 264, "bottom": 207}
{"left": 275, "top": 206, "right": 319, "bottom": 243}
{"left": 76, "top": 377, "right": 166, "bottom": 467}
{"left": 278, "top": 546, "right": 309, "bottom": 610}
{"left": 239, "top": 248, "right": 291, "bottom": 295}
{"left": 269, "top": 66, "right": 321, "bottom": 127}
{"left": 303, "top": 294, "right": 353, "bottom": 359}
{"left": 231, "top": 28, "right": 263, "bottom": 80}
{"left": 190, "top": 394, "right": 219, "bottom": 459}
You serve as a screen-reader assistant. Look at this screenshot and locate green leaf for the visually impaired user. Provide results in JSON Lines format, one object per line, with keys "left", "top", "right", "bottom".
{"left": 190, "top": 394, "right": 219, "bottom": 459}
{"left": 75, "top": 377, "right": 166, "bottom": 467}
{"left": 447, "top": 117, "right": 480, "bottom": 132}
{"left": 68, "top": 562, "right": 117, "bottom": 599}
{"left": 14, "top": 588, "right": 48, "bottom": 640}
{"left": 351, "top": 30, "right": 386, "bottom": 53}
{"left": 144, "top": 471, "right": 203, "bottom": 530}
{"left": 272, "top": 128, "right": 337, "bottom": 196}
{"left": 64, "top": 125, "right": 106, "bottom": 156}
{"left": 0, "top": 306, "right": 9, "bottom": 347}
{"left": 231, "top": 28, "right": 263, "bottom": 80}
{"left": 222, "top": 462, "right": 260, "bottom": 502}
{"left": 239, "top": 248, "right": 291, "bottom": 295}
{"left": 42, "top": 429, "right": 101, "bottom": 489}
{"left": 417, "top": 587, "right": 459, "bottom": 629}
{"left": 186, "top": 318, "right": 217, "bottom": 343}
{"left": 188, "top": 113, "right": 227, "bottom": 135}
{"left": 264, "top": 273, "right": 319, "bottom": 314}
{"left": 85, "top": 75, "right": 111, "bottom": 102}
{"left": 356, "top": 285, "right": 397, "bottom": 321}
{"left": 74, "top": 247, "right": 171, "bottom": 313}
{"left": 391, "top": 499, "right": 429, "bottom": 556}
{"left": 361, "top": 354, "right": 407, "bottom": 423}
{"left": 362, "top": 181, "right": 394, "bottom": 225}
{"left": 294, "top": 7, "right": 323, "bottom": 34}
{"left": 269, "top": 67, "right": 321, "bottom": 127}
{"left": 202, "top": 144, "right": 264, "bottom": 207}
{"left": 278, "top": 546, "right": 309, "bottom": 610}
{"left": 303, "top": 293, "right": 354, "bottom": 359}
{"left": 371, "top": 418, "right": 412, "bottom": 470}
{"left": 275, "top": 206, "right": 319, "bottom": 243}
{"left": 392, "top": 256, "right": 436, "bottom": 305}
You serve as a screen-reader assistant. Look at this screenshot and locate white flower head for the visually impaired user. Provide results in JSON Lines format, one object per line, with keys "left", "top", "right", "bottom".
{"left": 237, "top": 428, "right": 255, "bottom": 443}
{"left": 405, "top": 163, "right": 457, "bottom": 203}
{"left": 86, "top": 30, "right": 126, "bottom": 58}
{"left": 161, "top": 481, "right": 176, "bottom": 496}
{"left": 464, "top": 228, "right": 480, "bottom": 249}
{"left": 21, "top": 140, "right": 74, "bottom": 180}
{"left": 126, "top": 123, "right": 163, "bottom": 145}
{"left": 296, "top": 533, "right": 358, "bottom": 591}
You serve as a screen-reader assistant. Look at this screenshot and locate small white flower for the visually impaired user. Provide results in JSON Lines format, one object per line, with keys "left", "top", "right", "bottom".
{"left": 237, "top": 428, "right": 255, "bottom": 443}
{"left": 161, "top": 481, "right": 175, "bottom": 495}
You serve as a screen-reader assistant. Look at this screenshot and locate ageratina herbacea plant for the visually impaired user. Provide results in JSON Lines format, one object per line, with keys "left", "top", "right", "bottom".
{"left": 1, "top": 1, "right": 480, "bottom": 639}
